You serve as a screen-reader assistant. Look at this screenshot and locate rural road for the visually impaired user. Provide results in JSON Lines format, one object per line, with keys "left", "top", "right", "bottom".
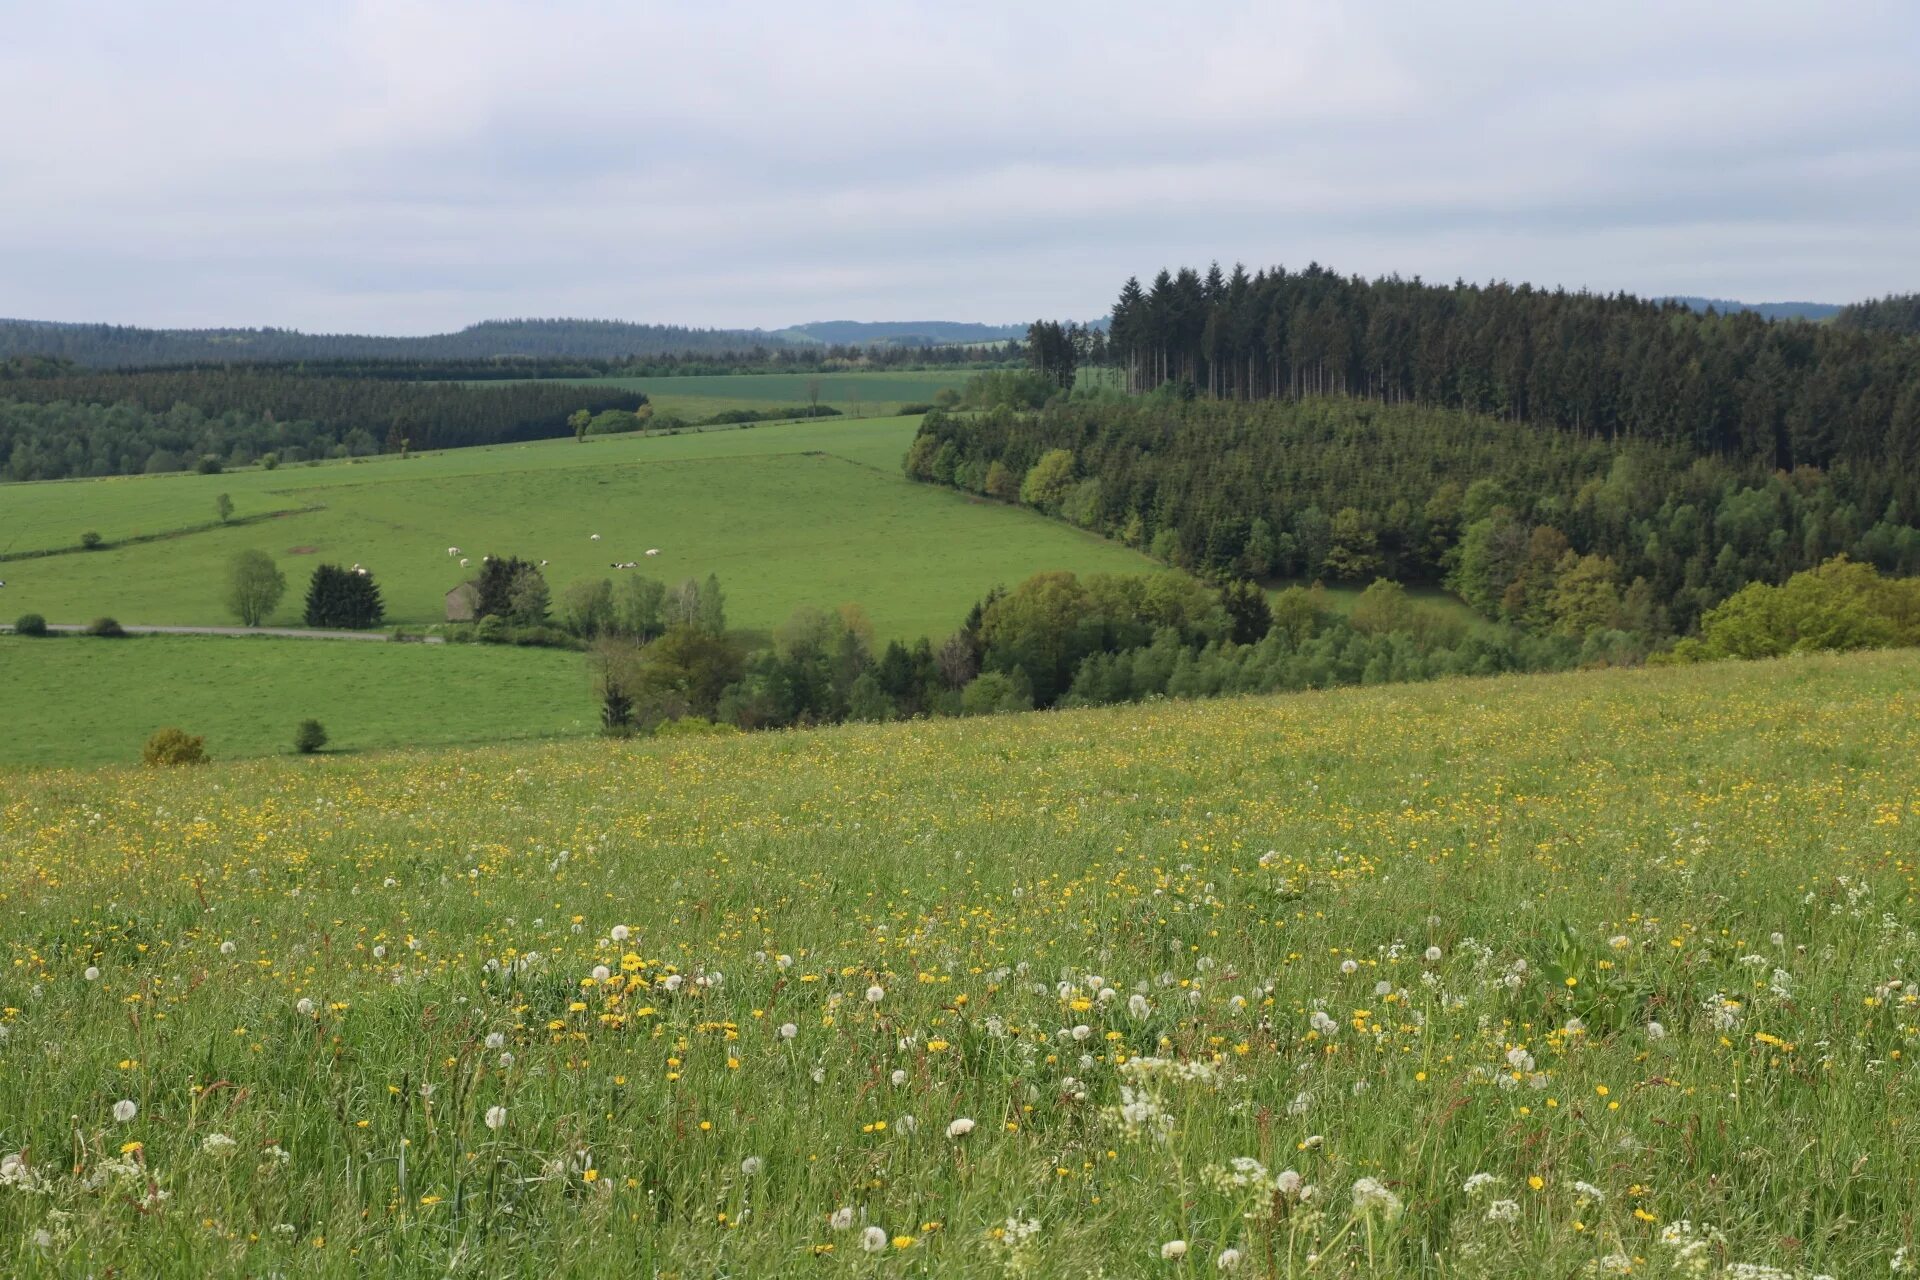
{"left": 7, "top": 623, "right": 443, "bottom": 643}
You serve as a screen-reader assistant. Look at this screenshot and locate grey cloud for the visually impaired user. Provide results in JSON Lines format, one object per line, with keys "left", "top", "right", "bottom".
{"left": 1, "top": 0, "right": 1915, "bottom": 330}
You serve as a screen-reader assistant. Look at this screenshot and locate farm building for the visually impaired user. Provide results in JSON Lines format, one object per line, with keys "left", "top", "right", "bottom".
{"left": 444, "top": 582, "right": 479, "bottom": 621}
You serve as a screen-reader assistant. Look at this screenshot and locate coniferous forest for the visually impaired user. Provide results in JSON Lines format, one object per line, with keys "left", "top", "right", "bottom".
{"left": 910, "top": 264, "right": 1920, "bottom": 638}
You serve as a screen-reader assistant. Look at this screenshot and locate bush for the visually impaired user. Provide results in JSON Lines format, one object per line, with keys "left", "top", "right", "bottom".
{"left": 260, "top": 452, "right": 279, "bottom": 471}
{"left": 293, "top": 719, "right": 328, "bottom": 754}
{"left": 142, "top": 727, "right": 207, "bottom": 767}
{"left": 13, "top": 613, "right": 48, "bottom": 637}
{"left": 85, "top": 616, "right": 126, "bottom": 637}
{"left": 197, "top": 455, "right": 224, "bottom": 475}
{"left": 80, "top": 530, "right": 103, "bottom": 550}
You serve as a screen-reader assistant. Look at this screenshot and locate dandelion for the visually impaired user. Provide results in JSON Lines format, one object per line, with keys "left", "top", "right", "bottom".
{"left": 947, "top": 1117, "right": 975, "bottom": 1138}
{"left": 830, "top": 1206, "right": 856, "bottom": 1230}
{"left": 112, "top": 1099, "right": 137, "bottom": 1123}
{"left": 1216, "top": 1248, "right": 1243, "bottom": 1271}
{"left": 890, "top": 1068, "right": 907, "bottom": 1086}
{"left": 896, "top": 1114, "right": 917, "bottom": 1134}
{"left": 590, "top": 965, "right": 610, "bottom": 983}
{"left": 778, "top": 1022, "right": 798, "bottom": 1040}
{"left": 1424, "top": 946, "right": 1443, "bottom": 962}
{"left": 485, "top": 1106, "right": 507, "bottom": 1131}
{"left": 861, "top": 1226, "right": 888, "bottom": 1253}
{"left": 1646, "top": 1020, "right": 1668, "bottom": 1040}
{"left": 296, "top": 998, "right": 315, "bottom": 1016}
{"left": 1340, "top": 959, "right": 1359, "bottom": 975}
{"left": 83, "top": 966, "right": 100, "bottom": 982}
{"left": 611, "top": 925, "right": 630, "bottom": 942}
{"left": 219, "top": 941, "right": 236, "bottom": 955}
{"left": 741, "top": 1156, "right": 764, "bottom": 1176}
{"left": 1129, "top": 993, "right": 1151, "bottom": 1019}
{"left": 1162, "top": 1240, "right": 1188, "bottom": 1260}
{"left": 484, "top": 1032, "right": 505, "bottom": 1050}
{"left": 866, "top": 985, "right": 885, "bottom": 1004}
{"left": 1351, "top": 1177, "right": 1403, "bottom": 1222}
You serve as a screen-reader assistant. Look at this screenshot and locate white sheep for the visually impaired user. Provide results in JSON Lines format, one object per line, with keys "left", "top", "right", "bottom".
{"left": 590, "top": 534, "right": 602, "bottom": 542}
{"left": 447, "top": 546, "right": 461, "bottom": 556}
{"left": 645, "top": 548, "right": 660, "bottom": 557}
{"left": 459, "top": 558, "right": 470, "bottom": 567}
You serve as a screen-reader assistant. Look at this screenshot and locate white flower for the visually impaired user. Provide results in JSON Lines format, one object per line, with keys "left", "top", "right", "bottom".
{"left": 591, "top": 965, "right": 610, "bottom": 983}
{"left": 895, "top": 1114, "right": 917, "bottom": 1134}
{"left": 1129, "top": 993, "right": 1151, "bottom": 1019}
{"left": 485, "top": 1032, "right": 505, "bottom": 1050}
{"left": 1573, "top": 1180, "right": 1605, "bottom": 1203}
{"left": 830, "top": 1206, "right": 856, "bottom": 1230}
{"left": 1161, "top": 1240, "right": 1188, "bottom": 1260}
{"left": 1485, "top": 1199, "right": 1520, "bottom": 1223}
{"left": 890, "top": 1068, "right": 907, "bottom": 1086}
{"left": 1424, "top": 946, "right": 1443, "bottom": 962}
{"left": 112, "top": 1099, "right": 137, "bottom": 1123}
{"left": 295, "top": 998, "right": 315, "bottom": 1016}
{"left": 947, "top": 1117, "right": 975, "bottom": 1138}
{"left": 1216, "top": 1248, "right": 1243, "bottom": 1271}
{"left": 862, "top": 1226, "right": 888, "bottom": 1253}
{"left": 740, "top": 1156, "right": 763, "bottom": 1176}
{"left": 1340, "top": 959, "right": 1359, "bottom": 975}
{"left": 1463, "top": 1172, "right": 1500, "bottom": 1197}
{"left": 372, "top": 945, "right": 386, "bottom": 960}
{"left": 662, "top": 974, "right": 683, "bottom": 992}
{"left": 866, "top": 985, "right": 885, "bottom": 1004}
{"left": 485, "top": 1106, "right": 507, "bottom": 1131}
{"left": 1646, "top": 1020, "right": 1667, "bottom": 1041}
{"left": 498, "top": 1051, "right": 514, "bottom": 1069}
{"left": 1351, "top": 1177, "right": 1403, "bottom": 1221}
{"left": 220, "top": 941, "right": 236, "bottom": 956}
{"left": 83, "top": 966, "right": 100, "bottom": 982}
{"left": 778, "top": 1022, "right": 798, "bottom": 1040}
{"left": 611, "top": 925, "right": 631, "bottom": 942}
{"left": 201, "top": 1133, "right": 237, "bottom": 1155}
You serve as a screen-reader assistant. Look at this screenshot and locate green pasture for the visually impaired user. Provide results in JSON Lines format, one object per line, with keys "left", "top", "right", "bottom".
{"left": 0, "top": 634, "right": 590, "bottom": 768}
{"left": 0, "top": 415, "right": 1158, "bottom": 640}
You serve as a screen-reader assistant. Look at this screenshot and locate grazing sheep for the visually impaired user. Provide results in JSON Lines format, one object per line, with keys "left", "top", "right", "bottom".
{"left": 645, "top": 548, "right": 660, "bottom": 556}
{"left": 459, "top": 558, "right": 470, "bottom": 567}
{"left": 590, "top": 534, "right": 602, "bottom": 542}
{"left": 447, "top": 546, "right": 461, "bottom": 556}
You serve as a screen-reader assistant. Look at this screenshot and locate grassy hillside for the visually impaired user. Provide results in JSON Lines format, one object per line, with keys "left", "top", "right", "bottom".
{"left": 0, "top": 635, "right": 590, "bottom": 768}
{"left": 1, "top": 652, "right": 1915, "bottom": 1274}
{"left": 0, "top": 415, "right": 1157, "bottom": 640}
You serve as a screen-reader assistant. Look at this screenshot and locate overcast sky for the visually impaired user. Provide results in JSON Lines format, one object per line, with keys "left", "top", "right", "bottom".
{"left": 2, "top": 1, "right": 1915, "bottom": 333}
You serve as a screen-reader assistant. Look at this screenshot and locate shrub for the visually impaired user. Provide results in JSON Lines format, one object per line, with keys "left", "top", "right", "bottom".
{"left": 293, "top": 719, "right": 328, "bottom": 754}
{"left": 197, "top": 455, "right": 224, "bottom": 475}
{"left": 85, "top": 616, "right": 126, "bottom": 637}
{"left": 13, "top": 613, "right": 48, "bottom": 637}
{"left": 260, "top": 452, "right": 279, "bottom": 471}
{"left": 142, "top": 727, "right": 207, "bottom": 767}
{"left": 80, "top": 530, "right": 103, "bottom": 550}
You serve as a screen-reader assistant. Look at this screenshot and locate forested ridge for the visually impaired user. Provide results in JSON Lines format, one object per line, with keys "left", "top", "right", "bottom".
{"left": 1102, "top": 263, "right": 1920, "bottom": 479}
{"left": 908, "top": 395, "right": 1920, "bottom": 635}
{"left": 1834, "top": 293, "right": 1920, "bottom": 336}
{"left": 0, "top": 317, "right": 779, "bottom": 366}
{"left": 0, "top": 370, "right": 645, "bottom": 480}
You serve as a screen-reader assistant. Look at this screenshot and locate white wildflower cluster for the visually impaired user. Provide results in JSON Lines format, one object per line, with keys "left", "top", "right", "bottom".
{"left": 1658, "top": 1219, "right": 1726, "bottom": 1276}
{"left": 988, "top": 1216, "right": 1043, "bottom": 1274}
{"left": 1119, "top": 1055, "right": 1221, "bottom": 1087}
{"left": 200, "top": 1132, "right": 238, "bottom": 1156}
{"left": 1201, "top": 1156, "right": 1308, "bottom": 1199}
{"left": 1103, "top": 1086, "right": 1172, "bottom": 1142}
{"left": 0, "top": 1152, "right": 52, "bottom": 1194}
{"left": 1350, "top": 1177, "right": 1403, "bottom": 1222}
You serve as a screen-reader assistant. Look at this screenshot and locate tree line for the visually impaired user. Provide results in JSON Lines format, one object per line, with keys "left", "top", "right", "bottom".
{"left": 906, "top": 395, "right": 1920, "bottom": 635}
{"left": 0, "top": 371, "right": 646, "bottom": 480}
{"left": 1103, "top": 263, "right": 1920, "bottom": 515}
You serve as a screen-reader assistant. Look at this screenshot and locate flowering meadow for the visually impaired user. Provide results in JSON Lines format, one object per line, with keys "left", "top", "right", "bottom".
{"left": 2, "top": 652, "right": 1917, "bottom": 1277}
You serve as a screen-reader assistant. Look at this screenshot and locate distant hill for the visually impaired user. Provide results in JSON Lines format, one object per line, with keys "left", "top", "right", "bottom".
{"left": 775, "top": 320, "right": 1027, "bottom": 346}
{"left": 0, "top": 318, "right": 789, "bottom": 368}
{"left": 1659, "top": 296, "right": 1841, "bottom": 322}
